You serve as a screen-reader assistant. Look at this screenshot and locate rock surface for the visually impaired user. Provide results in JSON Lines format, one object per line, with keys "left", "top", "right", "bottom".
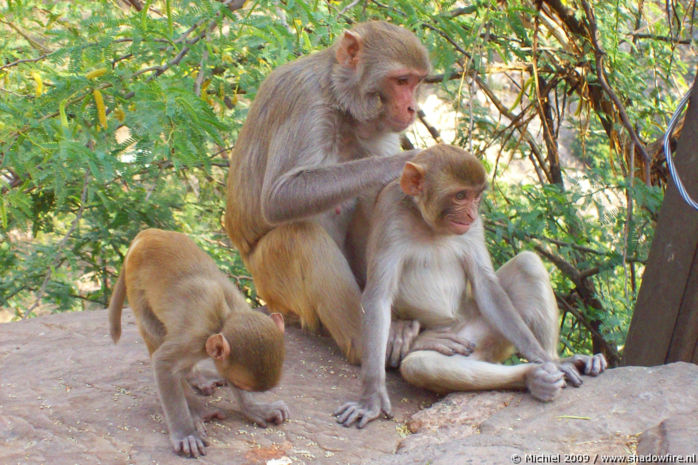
{"left": 0, "top": 309, "right": 435, "bottom": 465}
{"left": 1, "top": 310, "right": 696, "bottom": 465}
{"left": 380, "top": 363, "right": 698, "bottom": 465}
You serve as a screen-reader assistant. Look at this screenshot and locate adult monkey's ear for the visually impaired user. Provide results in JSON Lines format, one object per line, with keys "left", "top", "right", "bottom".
{"left": 336, "top": 31, "right": 363, "bottom": 68}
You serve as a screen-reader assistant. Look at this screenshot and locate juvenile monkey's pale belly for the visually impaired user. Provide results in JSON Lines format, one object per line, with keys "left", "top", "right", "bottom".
{"left": 393, "top": 247, "right": 468, "bottom": 328}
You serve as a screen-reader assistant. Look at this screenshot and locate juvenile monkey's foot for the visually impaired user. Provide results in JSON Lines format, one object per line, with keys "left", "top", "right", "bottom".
{"left": 186, "top": 368, "right": 225, "bottom": 396}
{"left": 200, "top": 408, "right": 226, "bottom": 422}
{"left": 386, "top": 319, "right": 421, "bottom": 368}
{"left": 335, "top": 388, "right": 392, "bottom": 429}
{"left": 192, "top": 408, "right": 225, "bottom": 442}
{"left": 562, "top": 353, "right": 608, "bottom": 380}
{"left": 185, "top": 389, "right": 226, "bottom": 432}
{"left": 193, "top": 406, "right": 226, "bottom": 427}
{"left": 170, "top": 431, "right": 208, "bottom": 458}
{"left": 526, "top": 362, "right": 565, "bottom": 402}
{"left": 409, "top": 328, "right": 476, "bottom": 359}
{"left": 240, "top": 400, "right": 290, "bottom": 427}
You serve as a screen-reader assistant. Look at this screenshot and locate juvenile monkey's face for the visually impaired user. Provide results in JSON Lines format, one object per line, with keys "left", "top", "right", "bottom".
{"left": 401, "top": 145, "right": 487, "bottom": 236}
{"left": 416, "top": 186, "right": 482, "bottom": 236}
{"left": 437, "top": 187, "right": 484, "bottom": 235}
{"left": 213, "top": 345, "right": 284, "bottom": 392}
{"left": 221, "top": 364, "right": 257, "bottom": 391}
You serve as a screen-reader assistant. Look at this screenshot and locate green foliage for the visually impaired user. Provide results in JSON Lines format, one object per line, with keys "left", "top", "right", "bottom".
{"left": 0, "top": 0, "right": 694, "bottom": 362}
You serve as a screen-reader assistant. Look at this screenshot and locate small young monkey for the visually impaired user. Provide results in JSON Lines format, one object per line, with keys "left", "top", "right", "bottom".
{"left": 336, "top": 145, "right": 606, "bottom": 428}
{"left": 109, "top": 229, "right": 289, "bottom": 458}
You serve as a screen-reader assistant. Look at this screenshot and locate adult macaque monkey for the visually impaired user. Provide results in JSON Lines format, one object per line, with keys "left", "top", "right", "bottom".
{"left": 335, "top": 145, "right": 607, "bottom": 428}
{"left": 108, "top": 229, "right": 289, "bottom": 458}
{"left": 225, "top": 21, "right": 444, "bottom": 364}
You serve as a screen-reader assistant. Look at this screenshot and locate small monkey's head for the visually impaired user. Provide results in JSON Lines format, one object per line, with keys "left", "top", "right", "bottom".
{"left": 206, "top": 312, "right": 285, "bottom": 392}
{"left": 400, "top": 144, "right": 487, "bottom": 235}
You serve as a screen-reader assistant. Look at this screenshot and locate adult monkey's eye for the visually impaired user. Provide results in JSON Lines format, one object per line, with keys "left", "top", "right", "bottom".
{"left": 455, "top": 191, "right": 467, "bottom": 200}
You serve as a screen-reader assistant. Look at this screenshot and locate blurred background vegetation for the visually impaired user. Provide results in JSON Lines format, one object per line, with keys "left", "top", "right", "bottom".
{"left": 1, "top": 0, "right": 695, "bottom": 365}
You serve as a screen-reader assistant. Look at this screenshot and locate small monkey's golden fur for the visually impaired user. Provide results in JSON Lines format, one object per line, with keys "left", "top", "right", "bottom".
{"left": 108, "top": 228, "right": 287, "bottom": 457}
{"left": 109, "top": 229, "right": 284, "bottom": 390}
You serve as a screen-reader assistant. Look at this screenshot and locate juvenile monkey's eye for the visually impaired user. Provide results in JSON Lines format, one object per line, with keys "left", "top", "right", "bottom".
{"left": 396, "top": 77, "right": 409, "bottom": 86}
{"left": 455, "top": 191, "right": 467, "bottom": 200}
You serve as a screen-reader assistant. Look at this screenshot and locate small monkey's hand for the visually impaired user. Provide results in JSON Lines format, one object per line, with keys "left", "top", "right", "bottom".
{"left": 334, "top": 386, "right": 392, "bottom": 429}
{"left": 170, "top": 431, "right": 208, "bottom": 458}
{"left": 560, "top": 353, "right": 607, "bottom": 383}
{"left": 410, "top": 327, "right": 476, "bottom": 358}
{"left": 386, "top": 319, "right": 421, "bottom": 368}
{"left": 526, "top": 362, "right": 565, "bottom": 402}
{"left": 240, "top": 399, "right": 290, "bottom": 427}
{"left": 186, "top": 365, "right": 225, "bottom": 396}
{"left": 557, "top": 360, "right": 583, "bottom": 387}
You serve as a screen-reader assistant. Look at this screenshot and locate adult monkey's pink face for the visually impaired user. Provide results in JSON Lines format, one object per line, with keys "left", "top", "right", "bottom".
{"left": 381, "top": 69, "right": 428, "bottom": 132}
{"left": 334, "top": 21, "right": 431, "bottom": 132}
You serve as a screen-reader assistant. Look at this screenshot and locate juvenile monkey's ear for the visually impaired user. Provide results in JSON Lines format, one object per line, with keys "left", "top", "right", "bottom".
{"left": 400, "top": 162, "right": 426, "bottom": 196}
{"left": 205, "top": 333, "right": 231, "bottom": 360}
{"left": 336, "top": 31, "right": 363, "bottom": 68}
{"left": 270, "top": 312, "right": 285, "bottom": 333}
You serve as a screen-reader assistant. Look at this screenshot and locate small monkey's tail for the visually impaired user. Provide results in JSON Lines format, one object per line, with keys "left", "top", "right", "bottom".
{"left": 108, "top": 271, "right": 126, "bottom": 344}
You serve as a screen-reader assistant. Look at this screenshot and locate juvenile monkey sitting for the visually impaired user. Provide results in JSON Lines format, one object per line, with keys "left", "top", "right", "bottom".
{"left": 336, "top": 144, "right": 606, "bottom": 428}
{"left": 109, "top": 228, "right": 288, "bottom": 458}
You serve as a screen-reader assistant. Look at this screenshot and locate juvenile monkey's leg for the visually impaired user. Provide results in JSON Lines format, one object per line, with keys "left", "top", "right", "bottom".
{"left": 496, "top": 251, "right": 559, "bottom": 358}
{"left": 182, "top": 378, "right": 225, "bottom": 436}
{"left": 401, "top": 330, "right": 564, "bottom": 402}
{"left": 151, "top": 342, "right": 206, "bottom": 458}
{"left": 248, "top": 222, "right": 363, "bottom": 364}
{"left": 497, "top": 252, "right": 606, "bottom": 380}
{"left": 401, "top": 252, "right": 567, "bottom": 400}
{"left": 130, "top": 293, "right": 166, "bottom": 356}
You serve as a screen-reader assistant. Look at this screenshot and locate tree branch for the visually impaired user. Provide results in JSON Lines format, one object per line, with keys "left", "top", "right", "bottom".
{"left": 484, "top": 220, "right": 608, "bottom": 256}
{"left": 122, "top": 0, "right": 143, "bottom": 11}
{"left": 472, "top": 74, "right": 552, "bottom": 183}
{"left": 580, "top": 1, "right": 652, "bottom": 184}
{"left": 124, "top": 0, "right": 245, "bottom": 99}
{"left": 557, "top": 296, "right": 621, "bottom": 364}
{"left": 0, "top": 52, "right": 53, "bottom": 72}
{"left": 416, "top": 109, "right": 443, "bottom": 144}
{"left": 532, "top": 11, "right": 563, "bottom": 186}
{"left": 630, "top": 33, "right": 691, "bottom": 44}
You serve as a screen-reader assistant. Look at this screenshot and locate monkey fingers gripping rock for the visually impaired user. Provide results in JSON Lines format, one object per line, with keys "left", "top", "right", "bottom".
{"left": 335, "top": 385, "right": 392, "bottom": 429}
{"left": 172, "top": 432, "right": 208, "bottom": 459}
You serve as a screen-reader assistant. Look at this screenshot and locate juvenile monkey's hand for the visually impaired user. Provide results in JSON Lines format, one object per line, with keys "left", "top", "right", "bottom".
{"left": 410, "top": 327, "right": 475, "bottom": 358}
{"left": 560, "top": 353, "right": 607, "bottom": 385}
{"left": 526, "top": 362, "right": 565, "bottom": 402}
{"left": 170, "top": 431, "right": 208, "bottom": 458}
{"left": 240, "top": 399, "right": 290, "bottom": 427}
{"left": 334, "top": 386, "right": 392, "bottom": 429}
{"left": 555, "top": 354, "right": 606, "bottom": 388}
{"left": 386, "top": 319, "right": 421, "bottom": 368}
